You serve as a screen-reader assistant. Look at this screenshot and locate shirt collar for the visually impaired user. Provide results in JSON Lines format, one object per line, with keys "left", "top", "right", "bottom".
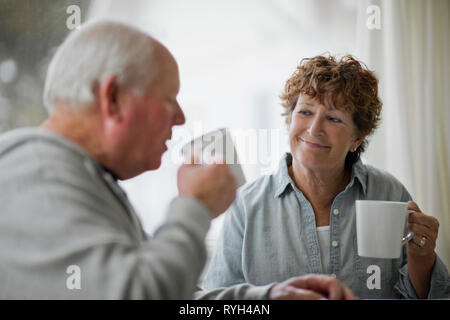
{"left": 347, "top": 157, "right": 367, "bottom": 195}
{"left": 273, "top": 152, "right": 368, "bottom": 198}
{"left": 101, "top": 165, "right": 119, "bottom": 182}
{"left": 273, "top": 153, "right": 294, "bottom": 198}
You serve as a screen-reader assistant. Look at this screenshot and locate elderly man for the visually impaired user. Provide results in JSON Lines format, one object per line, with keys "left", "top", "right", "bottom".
{"left": 0, "top": 20, "right": 355, "bottom": 299}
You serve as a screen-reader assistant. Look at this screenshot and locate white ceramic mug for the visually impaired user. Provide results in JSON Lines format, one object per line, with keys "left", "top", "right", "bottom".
{"left": 181, "top": 128, "right": 246, "bottom": 188}
{"left": 356, "top": 200, "right": 415, "bottom": 259}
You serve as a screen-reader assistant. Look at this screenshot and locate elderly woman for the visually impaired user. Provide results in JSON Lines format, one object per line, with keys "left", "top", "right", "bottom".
{"left": 203, "top": 54, "right": 450, "bottom": 299}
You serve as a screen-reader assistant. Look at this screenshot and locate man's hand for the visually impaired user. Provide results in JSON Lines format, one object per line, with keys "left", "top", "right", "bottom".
{"left": 177, "top": 160, "right": 237, "bottom": 218}
{"left": 268, "top": 275, "right": 358, "bottom": 300}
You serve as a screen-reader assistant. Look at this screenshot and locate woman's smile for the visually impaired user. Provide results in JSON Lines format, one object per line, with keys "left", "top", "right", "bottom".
{"left": 299, "top": 137, "right": 330, "bottom": 149}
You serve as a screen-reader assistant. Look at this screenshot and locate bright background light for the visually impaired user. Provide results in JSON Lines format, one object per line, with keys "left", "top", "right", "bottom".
{"left": 87, "top": 0, "right": 358, "bottom": 240}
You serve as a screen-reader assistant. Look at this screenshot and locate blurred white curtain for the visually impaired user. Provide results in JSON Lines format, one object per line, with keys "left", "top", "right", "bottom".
{"left": 356, "top": 0, "right": 450, "bottom": 269}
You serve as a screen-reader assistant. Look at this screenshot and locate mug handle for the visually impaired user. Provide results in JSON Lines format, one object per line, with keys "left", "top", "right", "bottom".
{"left": 401, "top": 210, "right": 416, "bottom": 245}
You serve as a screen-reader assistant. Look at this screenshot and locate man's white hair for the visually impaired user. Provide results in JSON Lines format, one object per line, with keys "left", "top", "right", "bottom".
{"left": 43, "top": 20, "right": 156, "bottom": 113}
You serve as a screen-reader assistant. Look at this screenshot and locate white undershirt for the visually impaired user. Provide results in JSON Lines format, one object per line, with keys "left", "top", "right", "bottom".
{"left": 316, "top": 226, "right": 330, "bottom": 273}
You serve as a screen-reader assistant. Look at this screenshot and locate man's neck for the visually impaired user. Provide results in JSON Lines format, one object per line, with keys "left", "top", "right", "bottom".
{"left": 41, "top": 106, "right": 107, "bottom": 167}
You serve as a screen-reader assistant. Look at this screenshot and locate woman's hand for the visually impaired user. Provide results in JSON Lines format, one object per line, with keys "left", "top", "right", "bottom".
{"left": 406, "top": 201, "right": 440, "bottom": 298}
{"left": 407, "top": 201, "right": 439, "bottom": 258}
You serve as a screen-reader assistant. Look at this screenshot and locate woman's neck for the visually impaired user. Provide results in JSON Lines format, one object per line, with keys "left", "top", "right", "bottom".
{"left": 289, "top": 161, "right": 351, "bottom": 209}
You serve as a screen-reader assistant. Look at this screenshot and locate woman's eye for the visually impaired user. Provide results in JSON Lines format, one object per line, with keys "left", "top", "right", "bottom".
{"left": 298, "top": 110, "right": 311, "bottom": 116}
{"left": 328, "top": 117, "right": 341, "bottom": 123}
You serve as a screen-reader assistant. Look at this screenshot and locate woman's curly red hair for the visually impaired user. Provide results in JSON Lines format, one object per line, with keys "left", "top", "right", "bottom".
{"left": 280, "top": 54, "right": 382, "bottom": 168}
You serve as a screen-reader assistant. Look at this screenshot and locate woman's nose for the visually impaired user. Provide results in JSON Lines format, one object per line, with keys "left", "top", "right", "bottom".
{"left": 307, "top": 116, "right": 324, "bottom": 136}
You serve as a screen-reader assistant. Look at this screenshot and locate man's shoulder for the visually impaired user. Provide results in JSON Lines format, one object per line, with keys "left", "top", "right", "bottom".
{"left": 0, "top": 126, "right": 95, "bottom": 185}
{"left": 0, "top": 126, "right": 84, "bottom": 158}
{"left": 0, "top": 127, "right": 43, "bottom": 151}
{"left": 0, "top": 127, "right": 128, "bottom": 226}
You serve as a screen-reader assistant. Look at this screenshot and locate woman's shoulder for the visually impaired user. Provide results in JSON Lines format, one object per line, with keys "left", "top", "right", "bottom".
{"left": 228, "top": 172, "right": 281, "bottom": 221}
{"left": 358, "top": 161, "right": 411, "bottom": 201}
{"left": 237, "top": 173, "right": 276, "bottom": 201}
{"left": 362, "top": 162, "right": 402, "bottom": 183}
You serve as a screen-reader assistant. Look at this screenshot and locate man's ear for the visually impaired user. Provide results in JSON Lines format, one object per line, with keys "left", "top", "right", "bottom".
{"left": 98, "top": 75, "right": 121, "bottom": 121}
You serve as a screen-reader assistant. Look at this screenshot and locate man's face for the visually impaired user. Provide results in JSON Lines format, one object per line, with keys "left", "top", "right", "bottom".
{"left": 114, "top": 52, "right": 185, "bottom": 178}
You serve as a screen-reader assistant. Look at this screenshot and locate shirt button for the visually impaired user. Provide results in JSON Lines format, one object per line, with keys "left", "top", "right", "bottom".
{"left": 332, "top": 240, "right": 339, "bottom": 247}
{"left": 333, "top": 209, "right": 339, "bottom": 215}
{"left": 331, "top": 273, "right": 337, "bottom": 278}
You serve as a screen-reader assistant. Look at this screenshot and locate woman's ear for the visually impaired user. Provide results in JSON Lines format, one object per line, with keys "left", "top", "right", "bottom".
{"left": 351, "top": 135, "right": 365, "bottom": 152}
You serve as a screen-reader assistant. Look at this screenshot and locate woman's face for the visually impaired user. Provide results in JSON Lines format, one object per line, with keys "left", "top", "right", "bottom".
{"left": 289, "top": 94, "right": 362, "bottom": 171}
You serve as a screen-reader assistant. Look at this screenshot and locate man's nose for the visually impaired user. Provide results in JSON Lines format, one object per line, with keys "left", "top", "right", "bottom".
{"left": 173, "top": 102, "right": 185, "bottom": 126}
